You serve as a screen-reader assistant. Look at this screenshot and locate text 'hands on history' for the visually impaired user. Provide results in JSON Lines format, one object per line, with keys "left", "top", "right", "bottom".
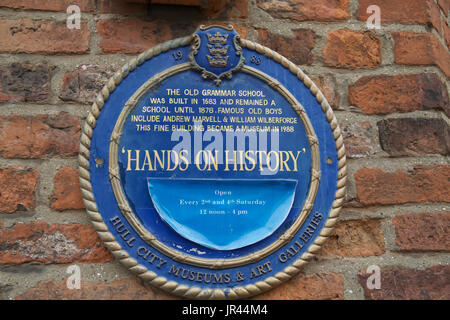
{"left": 121, "top": 148, "right": 305, "bottom": 173}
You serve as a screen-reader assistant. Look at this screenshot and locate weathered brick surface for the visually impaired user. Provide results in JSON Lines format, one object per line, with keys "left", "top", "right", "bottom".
{"left": 97, "top": 18, "right": 243, "bottom": 54}
{"left": 319, "top": 219, "right": 385, "bottom": 258}
{"left": 0, "top": 63, "right": 53, "bottom": 103}
{"left": 355, "top": 165, "right": 450, "bottom": 206}
{"left": 438, "top": 0, "right": 449, "bottom": 15}
{"left": 323, "top": 30, "right": 381, "bottom": 69}
{"left": 358, "top": 0, "right": 442, "bottom": 33}
{"left": 256, "top": 272, "right": 344, "bottom": 300}
{"left": 59, "top": 65, "right": 114, "bottom": 105}
{"left": 429, "top": 0, "right": 444, "bottom": 35}
{"left": 97, "top": 19, "right": 173, "bottom": 54}
{"left": 16, "top": 278, "right": 175, "bottom": 300}
{"left": 444, "top": 21, "right": 450, "bottom": 48}
{"left": 204, "top": 0, "right": 248, "bottom": 18}
{"left": 393, "top": 32, "right": 450, "bottom": 77}
{"left": 0, "top": 285, "right": 10, "bottom": 299}
{"left": 0, "top": 113, "right": 80, "bottom": 159}
{"left": 0, "top": 222, "right": 113, "bottom": 264}
{"left": 378, "top": 118, "right": 450, "bottom": 156}
{"left": 358, "top": 265, "right": 450, "bottom": 300}
{"left": 99, "top": 0, "right": 247, "bottom": 18}
{"left": 0, "top": 0, "right": 96, "bottom": 12}
{"left": 100, "top": 0, "right": 233, "bottom": 19}
{"left": 348, "top": 74, "right": 449, "bottom": 116}
{"left": 257, "top": 28, "right": 315, "bottom": 65}
{"left": 51, "top": 167, "right": 84, "bottom": 211}
{"left": 309, "top": 75, "right": 340, "bottom": 110}
{"left": 393, "top": 212, "right": 450, "bottom": 251}
{"left": 341, "top": 121, "right": 376, "bottom": 159}
{"left": 99, "top": 0, "right": 146, "bottom": 14}
{"left": 257, "top": 0, "right": 349, "bottom": 22}
{"left": 0, "top": 167, "right": 38, "bottom": 214}
{"left": 0, "top": 19, "right": 90, "bottom": 54}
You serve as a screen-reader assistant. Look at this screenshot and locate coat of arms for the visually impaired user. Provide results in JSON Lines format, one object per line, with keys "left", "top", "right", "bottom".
{"left": 190, "top": 25, "right": 245, "bottom": 85}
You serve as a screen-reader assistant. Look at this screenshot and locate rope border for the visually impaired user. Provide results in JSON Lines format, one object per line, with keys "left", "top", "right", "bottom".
{"left": 78, "top": 35, "right": 347, "bottom": 299}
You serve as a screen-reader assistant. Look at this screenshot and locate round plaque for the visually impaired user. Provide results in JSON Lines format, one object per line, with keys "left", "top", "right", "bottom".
{"left": 79, "top": 25, "right": 346, "bottom": 299}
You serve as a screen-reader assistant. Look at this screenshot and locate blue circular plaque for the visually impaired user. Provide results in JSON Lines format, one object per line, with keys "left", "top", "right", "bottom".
{"left": 79, "top": 25, "right": 346, "bottom": 299}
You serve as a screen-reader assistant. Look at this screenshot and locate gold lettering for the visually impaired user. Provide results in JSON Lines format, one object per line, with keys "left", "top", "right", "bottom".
{"left": 127, "top": 149, "right": 141, "bottom": 171}
{"left": 266, "top": 150, "right": 279, "bottom": 171}
{"left": 224, "top": 150, "right": 231, "bottom": 171}
{"left": 195, "top": 150, "right": 208, "bottom": 171}
{"left": 166, "top": 150, "right": 178, "bottom": 171}
{"left": 288, "top": 150, "right": 301, "bottom": 172}
{"left": 141, "top": 150, "right": 154, "bottom": 171}
{"left": 207, "top": 150, "right": 218, "bottom": 171}
{"left": 244, "top": 150, "right": 256, "bottom": 171}
{"left": 279, "top": 151, "right": 291, "bottom": 171}
{"left": 179, "top": 150, "right": 189, "bottom": 171}
{"left": 154, "top": 150, "right": 165, "bottom": 170}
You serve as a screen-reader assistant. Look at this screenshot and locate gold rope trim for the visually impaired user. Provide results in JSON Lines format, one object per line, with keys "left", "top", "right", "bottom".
{"left": 78, "top": 35, "right": 347, "bottom": 299}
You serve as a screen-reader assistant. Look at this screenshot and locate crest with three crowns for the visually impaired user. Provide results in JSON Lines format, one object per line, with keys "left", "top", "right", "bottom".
{"left": 190, "top": 25, "right": 245, "bottom": 85}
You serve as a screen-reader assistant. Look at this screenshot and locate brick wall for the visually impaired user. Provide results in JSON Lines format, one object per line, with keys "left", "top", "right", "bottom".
{"left": 0, "top": 0, "right": 448, "bottom": 300}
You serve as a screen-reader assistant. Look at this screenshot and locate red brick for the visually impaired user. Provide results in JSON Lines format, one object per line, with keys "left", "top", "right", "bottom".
{"left": 0, "top": 113, "right": 80, "bottom": 159}
{"left": 100, "top": 0, "right": 202, "bottom": 14}
{"left": 97, "top": 19, "right": 173, "bottom": 54}
{"left": 0, "top": 0, "right": 96, "bottom": 12}
{"left": 0, "top": 63, "right": 54, "bottom": 103}
{"left": 393, "top": 32, "right": 450, "bottom": 77}
{"left": 0, "top": 285, "right": 10, "bottom": 299}
{"left": 257, "top": 0, "right": 349, "bottom": 22}
{"left": 355, "top": 165, "right": 450, "bottom": 206}
{"left": 225, "top": 0, "right": 249, "bottom": 19}
{"left": 348, "top": 74, "right": 449, "bottom": 116}
{"left": 230, "top": 24, "right": 247, "bottom": 39}
{"left": 203, "top": 0, "right": 248, "bottom": 19}
{"left": 444, "top": 21, "right": 450, "bottom": 48}
{"left": 149, "top": 0, "right": 201, "bottom": 4}
{"left": 393, "top": 212, "right": 450, "bottom": 251}
{"left": 0, "top": 222, "right": 113, "bottom": 264}
{"left": 51, "top": 167, "right": 84, "bottom": 211}
{"left": 358, "top": 265, "right": 450, "bottom": 300}
{"left": 358, "top": 0, "right": 441, "bottom": 33}
{"left": 319, "top": 219, "right": 385, "bottom": 258}
{"left": 202, "top": 0, "right": 230, "bottom": 17}
{"left": 378, "top": 118, "right": 450, "bottom": 156}
{"left": 0, "top": 19, "right": 90, "bottom": 54}
{"left": 59, "top": 65, "right": 114, "bottom": 105}
{"left": 323, "top": 30, "right": 381, "bottom": 69}
{"left": 99, "top": 0, "right": 145, "bottom": 14}
{"left": 256, "top": 272, "right": 344, "bottom": 299}
{"left": 429, "top": 0, "right": 444, "bottom": 35}
{"left": 16, "top": 278, "right": 175, "bottom": 300}
{"left": 257, "top": 28, "right": 315, "bottom": 65}
{"left": 438, "top": 0, "right": 449, "bottom": 16}
{"left": 0, "top": 167, "right": 38, "bottom": 214}
{"left": 341, "top": 121, "right": 376, "bottom": 159}
{"left": 309, "top": 75, "right": 340, "bottom": 110}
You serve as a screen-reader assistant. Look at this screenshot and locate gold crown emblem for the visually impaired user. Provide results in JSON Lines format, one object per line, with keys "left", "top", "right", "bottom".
{"left": 207, "top": 32, "right": 228, "bottom": 44}
{"left": 207, "top": 55, "right": 229, "bottom": 68}
{"left": 207, "top": 44, "right": 229, "bottom": 56}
